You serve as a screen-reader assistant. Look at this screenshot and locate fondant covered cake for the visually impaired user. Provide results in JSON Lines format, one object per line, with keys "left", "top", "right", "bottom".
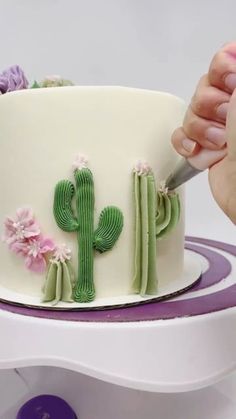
{"left": 0, "top": 66, "right": 199, "bottom": 308}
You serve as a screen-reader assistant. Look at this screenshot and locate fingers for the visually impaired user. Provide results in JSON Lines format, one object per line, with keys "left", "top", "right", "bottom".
{"left": 183, "top": 106, "right": 226, "bottom": 147}
{"left": 208, "top": 42, "right": 236, "bottom": 93}
{"left": 171, "top": 127, "right": 200, "bottom": 158}
{"left": 191, "top": 75, "right": 230, "bottom": 123}
{"left": 172, "top": 42, "right": 236, "bottom": 158}
{"left": 226, "top": 89, "right": 236, "bottom": 161}
{"left": 172, "top": 106, "right": 226, "bottom": 158}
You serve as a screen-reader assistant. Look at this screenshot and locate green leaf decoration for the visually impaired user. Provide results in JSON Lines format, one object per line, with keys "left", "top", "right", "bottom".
{"left": 31, "top": 80, "right": 40, "bottom": 88}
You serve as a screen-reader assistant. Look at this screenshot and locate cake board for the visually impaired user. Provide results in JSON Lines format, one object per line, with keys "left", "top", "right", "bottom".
{"left": 0, "top": 251, "right": 201, "bottom": 310}
{"left": 0, "top": 236, "right": 235, "bottom": 393}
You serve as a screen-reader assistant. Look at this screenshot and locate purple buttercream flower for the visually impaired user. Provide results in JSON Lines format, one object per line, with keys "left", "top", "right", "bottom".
{"left": 0, "top": 65, "right": 28, "bottom": 94}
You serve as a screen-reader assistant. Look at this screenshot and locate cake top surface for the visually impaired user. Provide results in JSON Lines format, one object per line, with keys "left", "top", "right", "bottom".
{"left": 0, "top": 64, "right": 184, "bottom": 104}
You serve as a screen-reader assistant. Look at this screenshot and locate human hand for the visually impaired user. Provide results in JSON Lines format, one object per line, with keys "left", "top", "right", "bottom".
{"left": 171, "top": 42, "right": 236, "bottom": 224}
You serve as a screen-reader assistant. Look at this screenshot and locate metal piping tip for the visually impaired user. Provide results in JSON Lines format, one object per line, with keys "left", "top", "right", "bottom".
{"left": 165, "top": 158, "right": 202, "bottom": 190}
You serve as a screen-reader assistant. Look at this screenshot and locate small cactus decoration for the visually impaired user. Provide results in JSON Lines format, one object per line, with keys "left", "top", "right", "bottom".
{"left": 31, "top": 75, "right": 73, "bottom": 89}
{"left": 42, "top": 244, "right": 75, "bottom": 305}
{"left": 132, "top": 161, "right": 180, "bottom": 296}
{"left": 53, "top": 155, "right": 124, "bottom": 303}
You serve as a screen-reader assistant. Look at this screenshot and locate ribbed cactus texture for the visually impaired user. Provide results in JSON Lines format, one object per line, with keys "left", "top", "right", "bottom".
{"left": 53, "top": 166, "right": 123, "bottom": 303}
{"left": 132, "top": 168, "right": 180, "bottom": 296}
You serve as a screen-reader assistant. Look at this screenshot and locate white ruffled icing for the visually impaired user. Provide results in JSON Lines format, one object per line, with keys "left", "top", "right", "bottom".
{"left": 72, "top": 154, "right": 88, "bottom": 171}
{"left": 133, "top": 160, "right": 151, "bottom": 176}
{"left": 51, "top": 243, "right": 72, "bottom": 263}
{"left": 44, "top": 74, "right": 62, "bottom": 82}
{"left": 158, "top": 180, "right": 169, "bottom": 194}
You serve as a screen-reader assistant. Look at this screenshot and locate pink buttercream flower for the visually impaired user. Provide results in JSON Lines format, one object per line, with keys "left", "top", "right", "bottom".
{"left": 24, "top": 236, "right": 55, "bottom": 273}
{"left": 2, "top": 208, "right": 56, "bottom": 274}
{"left": 10, "top": 240, "right": 29, "bottom": 255}
{"left": 51, "top": 243, "right": 72, "bottom": 263}
{"left": 133, "top": 160, "right": 151, "bottom": 176}
{"left": 159, "top": 180, "right": 169, "bottom": 194}
{"left": 3, "top": 208, "right": 40, "bottom": 246}
{"left": 11, "top": 236, "right": 55, "bottom": 273}
{"left": 72, "top": 154, "right": 88, "bottom": 171}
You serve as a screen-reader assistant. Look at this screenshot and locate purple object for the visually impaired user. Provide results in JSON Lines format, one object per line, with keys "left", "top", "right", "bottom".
{"left": 185, "top": 242, "right": 231, "bottom": 290}
{"left": 0, "top": 65, "right": 28, "bottom": 94}
{"left": 16, "top": 394, "right": 77, "bottom": 419}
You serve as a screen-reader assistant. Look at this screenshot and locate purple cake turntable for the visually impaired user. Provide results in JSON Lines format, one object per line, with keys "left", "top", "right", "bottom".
{"left": 16, "top": 394, "right": 77, "bottom": 419}
{"left": 1, "top": 236, "right": 236, "bottom": 394}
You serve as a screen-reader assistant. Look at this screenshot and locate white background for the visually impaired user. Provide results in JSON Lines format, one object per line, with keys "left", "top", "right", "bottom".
{"left": 1, "top": 1, "right": 236, "bottom": 417}
{"left": 1, "top": 0, "right": 236, "bottom": 242}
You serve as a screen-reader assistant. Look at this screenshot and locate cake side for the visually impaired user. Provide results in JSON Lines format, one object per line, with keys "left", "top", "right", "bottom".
{"left": 0, "top": 86, "right": 185, "bottom": 301}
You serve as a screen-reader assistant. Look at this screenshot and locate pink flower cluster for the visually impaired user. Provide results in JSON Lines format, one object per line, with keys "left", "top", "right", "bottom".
{"left": 2, "top": 208, "right": 55, "bottom": 273}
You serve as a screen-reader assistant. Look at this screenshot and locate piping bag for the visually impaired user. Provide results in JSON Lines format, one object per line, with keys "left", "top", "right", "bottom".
{"left": 165, "top": 147, "right": 227, "bottom": 190}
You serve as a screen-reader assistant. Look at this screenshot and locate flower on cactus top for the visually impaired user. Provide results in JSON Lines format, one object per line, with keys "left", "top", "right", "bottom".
{"left": 11, "top": 236, "right": 55, "bottom": 273}
{"left": 0, "top": 65, "right": 28, "bottom": 94}
{"left": 40, "top": 74, "right": 74, "bottom": 88}
{"left": 3, "top": 208, "right": 40, "bottom": 246}
{"left": 51, "top": 243, "right": 72, "bottom": 263}
{"left": 133, "top": 160, "right": 151, "bottom": 176}
{"left": 45, "top": 75, "right": 62, "bottom": 82}
{"left": 72, "top": 154, "right": 88, "bottom": 171}
{"left": 159, "top": 180, "right": 169, "bottom": 194}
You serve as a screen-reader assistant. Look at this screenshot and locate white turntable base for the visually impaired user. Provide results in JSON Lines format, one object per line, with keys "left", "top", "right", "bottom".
{"left": 0, "top": 236, "right": 236, "bottom": 419}
{"left": 1, "top": 366, "right": 236, "bottom": 419}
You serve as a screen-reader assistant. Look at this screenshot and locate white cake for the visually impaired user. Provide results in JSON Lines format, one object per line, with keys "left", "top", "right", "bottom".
{"left": 0, "top": 82, "right": 200, "bottom": 308}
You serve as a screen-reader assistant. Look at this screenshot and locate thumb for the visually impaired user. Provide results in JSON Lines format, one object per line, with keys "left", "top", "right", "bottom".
{"left": 226, "top": 89, "right": 236, "bottom": 161}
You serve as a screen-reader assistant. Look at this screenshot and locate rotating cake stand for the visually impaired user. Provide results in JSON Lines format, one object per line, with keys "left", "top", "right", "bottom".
{"left": 0, "top": 236, "right": 236, "bottom": 393}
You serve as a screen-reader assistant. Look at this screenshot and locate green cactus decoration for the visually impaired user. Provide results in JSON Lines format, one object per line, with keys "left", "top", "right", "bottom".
{"left": 132, "top": 162, "right": 180, "bottom": 296}
{"left": 31, "top": 76, "right": 73, "bottom": 89}
{"left": 53, "top": 157, "right": 124, "bottom": 303}
{"left": 43, "top": 261, "right": 75, "bottom": 305}
{"left": 42, "top": 244, "right": 75, "bottom": 305}
{"left": 40, "top": 76, "right": 73, "bottom": 87}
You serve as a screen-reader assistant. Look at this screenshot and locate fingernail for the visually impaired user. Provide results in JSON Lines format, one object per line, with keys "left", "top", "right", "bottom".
{"left": 225, "top": 47, "right": 236, "bottom": 60}
{"left": 182, "top": 138, "right": 196, "bottom": 153}
{"left": 216, "top": 102, "right": 229, "bottom": 120}
{"left": 206, "top": 126, "right": 226, "bottom": 146}
{"left": 224, "top": 73, "right": 236, "bottom": 91}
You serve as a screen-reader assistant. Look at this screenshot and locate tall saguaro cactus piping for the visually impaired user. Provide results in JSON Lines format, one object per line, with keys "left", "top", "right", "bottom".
{"left": 132, "top": 161, "right": 180, "bottom": 296}
{"left": 53, "top": 155, "right": 124, "bottom": 303}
